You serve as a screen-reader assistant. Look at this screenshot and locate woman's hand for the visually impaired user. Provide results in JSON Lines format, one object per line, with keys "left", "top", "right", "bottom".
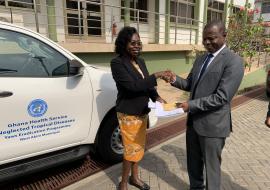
{"left": 156, "top": 96, "right": 167, "bottom": 104}
{"left": 154, "top": 70, "right": 176, "bottom": 83}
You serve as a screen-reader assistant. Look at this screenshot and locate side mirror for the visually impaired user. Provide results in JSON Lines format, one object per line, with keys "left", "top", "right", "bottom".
{"left": 69, "top": 59, "right": 84, "bottom": 76}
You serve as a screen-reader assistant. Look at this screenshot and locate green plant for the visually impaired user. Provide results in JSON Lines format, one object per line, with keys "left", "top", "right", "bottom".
{"left": 227, "top": 2, "right": 265, "bottom": 71}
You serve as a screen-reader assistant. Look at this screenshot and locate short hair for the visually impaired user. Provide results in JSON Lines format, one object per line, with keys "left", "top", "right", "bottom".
{"left": 115, "top": 26, "right": 139, "bottom": 55}
{"left": 204, "top": 20, "right": 226, "bottom": 34}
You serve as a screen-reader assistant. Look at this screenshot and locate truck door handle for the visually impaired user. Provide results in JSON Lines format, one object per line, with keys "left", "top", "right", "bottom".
{"left": 0, "top": 91, "right": 13, "bottom": 98}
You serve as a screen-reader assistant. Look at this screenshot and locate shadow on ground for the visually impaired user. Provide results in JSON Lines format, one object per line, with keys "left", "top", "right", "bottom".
{"left": 140, "top": 151, "right": 189, "bottom": 189}
{"left": 161, "top": 144, "right": 248, "bottom": 190}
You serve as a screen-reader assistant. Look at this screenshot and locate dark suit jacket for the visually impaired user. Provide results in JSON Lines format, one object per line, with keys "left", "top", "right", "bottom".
{"left": 110, "top": 55, "right": 159, "bottom": 115}
{"left": 172, "top": 47, "right": 244, "bottom": 137}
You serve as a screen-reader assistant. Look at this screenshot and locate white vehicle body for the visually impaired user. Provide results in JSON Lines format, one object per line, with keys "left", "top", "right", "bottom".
{"left": 0, "top": 21, "right": 157, "bottom": 181}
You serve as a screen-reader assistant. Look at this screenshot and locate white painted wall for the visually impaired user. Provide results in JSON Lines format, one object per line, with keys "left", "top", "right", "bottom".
{"left": 0, "top": 1, "right": 48, "bottom": 36}
{"left": 254, "top": 2, "right": 270, "bottom": 22}
{"left": 158, "top": 0, "right": 166, "bottom": 44}
{"left": 214, "top": 0, "right": 253, "bottom": 7}
{"left": 104, "top": 0, "right": 121, "bottom": 43}
{"left": 103, "top": 0, "right": 153, "bottom": 44}
{"left": 130, "top": 23, "right": 149, "bottom": 44}
{"left": 3, "top": 0, "right": 254, "bottom": 45}
{"left": 0, "top": 10, "right": 24, "bottom": 26}
{"left": 234, "top": 0, "right": 255, "bottom": 7}
{"left": 169, "top": 28, "right": 196, "bottom": 44}
{"left": 23, "top": 1, "right": 48, "bottom": 37}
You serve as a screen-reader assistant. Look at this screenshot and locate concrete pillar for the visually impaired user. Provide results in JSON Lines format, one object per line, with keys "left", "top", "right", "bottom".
{"left": 124, "top": 0, "right": 130, "bottom": 26}
{"left": 46, "top": 0, "right": 57, "bottom": 41}
{"left": 230, "top": 0, "right": 234, "bottom": 16}
{"left": 244, "top": 0, "right": 249, "bottom": 24}
{"left": 195, "top": 0, "right": 203, "bottom": 44}
{"left": 155, "top": 0, "right": 159, "bottom": 43}
{"left": 203, "top": 0, "right": 209, "bottom": 24}
{"left": 165, "top": 0, "right": 170, "bottom": 44}
{"left": 158, "top": 0, "right": 166, "bottom": 44}
{"left": 224, "top": 0, "right": 229, "bottom": 24}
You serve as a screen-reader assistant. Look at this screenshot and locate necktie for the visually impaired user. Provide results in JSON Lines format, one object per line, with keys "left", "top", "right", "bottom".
{"left": 197, "top": 53, "right": 214, "bottom": 82}
{"left": 192, "top": 53, "right": 213, "bottom": 99}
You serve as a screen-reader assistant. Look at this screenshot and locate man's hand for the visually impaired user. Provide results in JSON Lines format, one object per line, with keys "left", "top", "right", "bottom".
{"left": 161, "top": 70, "right": 176, "bottom": 83}
{"left": 154, "top": 70, "right": 176, "bottom": 83}
{"left": 265, "top": 116, "right": 270, "bottom": 128}
{"left": 177, "top": 102, "right": 189, "bottom": 112}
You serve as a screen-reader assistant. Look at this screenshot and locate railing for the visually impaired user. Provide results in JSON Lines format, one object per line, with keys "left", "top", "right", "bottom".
{"left": 0, "top": 0, "right": 205, "bottom": 45}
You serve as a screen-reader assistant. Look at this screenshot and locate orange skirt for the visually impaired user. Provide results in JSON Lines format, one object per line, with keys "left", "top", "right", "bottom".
{"left": 117, "top": 112, "right": 148, "bottom": 162}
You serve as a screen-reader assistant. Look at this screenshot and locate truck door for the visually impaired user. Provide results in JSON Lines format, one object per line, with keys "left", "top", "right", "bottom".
{"left": 0, "top": 28, "right": 93, "bottom": 163}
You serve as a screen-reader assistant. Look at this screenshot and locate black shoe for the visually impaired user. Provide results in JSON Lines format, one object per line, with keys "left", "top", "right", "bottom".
{"left": 128, "top": 177, "right": 150, "bottom": 190}
{"left": 118, "top": 182, "right": 123, "bottom": 190}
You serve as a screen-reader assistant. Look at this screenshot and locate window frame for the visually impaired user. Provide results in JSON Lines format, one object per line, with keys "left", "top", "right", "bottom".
{"left": 232, "top": 6, "right": 240, "bottom": 14}
{"left": 262, "top": 2, "right": 270, "bottom": 14}
{"left": 207, "top": 0, "right": 225, "bottom": 22}
{"left": 170, "top": 0, "right": 196, "bottom": 26}
{"left": 0, "top": 0, "right": 41, "bottom": 11}
{"left": 63, "top": 0, "right": 104, "bottom": 40}
{"left": 121, "top": 0, "right": 149, "bottom": 23}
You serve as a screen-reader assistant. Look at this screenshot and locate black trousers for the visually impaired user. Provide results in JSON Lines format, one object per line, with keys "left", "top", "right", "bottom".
{"left": 186, "top": 125, "right": 225, "bottom": 190}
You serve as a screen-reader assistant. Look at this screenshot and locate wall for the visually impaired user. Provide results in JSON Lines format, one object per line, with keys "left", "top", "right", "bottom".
{"left": 254, "top": 2, "right": 270, "bottom": 22}
{"left": 0, "top": 0, "right": 48, "bottom": 36}
{"left": 143, "top": 51, "right": 191, "bottom": 74}
{"left": 169, "top": 27, "right": 196, "bottom": 44}
{"left": 75, "top": 51, "right": 192, "bottom": 75}
{"left": 104, "top": 0, "right": 120, "bottom": 43}
{"left": 215, "top": 0, "right": 254, "bottom": 7}
{"left": 234, "top": 0, "right": 255, "bottom": 7}
{"left": 103, "top": 0, "right": 155, "bottom": 44}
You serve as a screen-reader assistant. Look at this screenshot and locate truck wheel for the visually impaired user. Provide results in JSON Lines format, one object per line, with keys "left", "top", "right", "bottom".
{"left": 97, "top": 114, "right": 123, "bottom": 163}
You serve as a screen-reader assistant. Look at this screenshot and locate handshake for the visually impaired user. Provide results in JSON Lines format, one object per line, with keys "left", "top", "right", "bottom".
{"left": 154, "top": 70, "right": 176, "bottom": 83}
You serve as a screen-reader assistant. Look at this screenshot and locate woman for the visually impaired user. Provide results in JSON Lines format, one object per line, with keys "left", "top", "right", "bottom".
{"left": 110, "top": 26, "right": 167, "bottom": 190}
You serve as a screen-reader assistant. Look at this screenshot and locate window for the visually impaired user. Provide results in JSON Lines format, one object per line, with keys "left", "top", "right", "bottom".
{"left": 262, "top": 2, "right": 270, "bottom": 14}
{"left": 170, "top": 0, "right": 195, "bottom": 25}
{"left": 0, "top": 0, "right": 5, "bottom": 6}
{"left": 0, "top": 0, "right": 34, "bottom": 9}
{"left": 207, "top": 0, "right": 224, "bottom": 22}
{"left": 65, "top": 0, "right": 102, "bottom": 36}
{"left": 121, "top": 0, "right": 148, "bottom": 22}
{"left": 0, "top": 29, "right": 69, "bottom": 77}
{"left": 232, "top": 6, "right": 240, "bottom": 14}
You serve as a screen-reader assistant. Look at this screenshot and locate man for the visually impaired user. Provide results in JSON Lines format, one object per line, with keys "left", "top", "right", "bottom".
{"left": 168, "top": 20, "right": 244, "bottom": 189}
{"left": 265, "top": 102, "right": 270, "bottom": 128}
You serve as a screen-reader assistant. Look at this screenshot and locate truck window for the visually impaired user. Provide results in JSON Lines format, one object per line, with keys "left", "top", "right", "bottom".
{"left": 0, "top": 29, "right": 69, "bottom": 77}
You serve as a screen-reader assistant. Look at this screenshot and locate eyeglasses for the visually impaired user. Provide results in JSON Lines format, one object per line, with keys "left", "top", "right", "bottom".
{"left": 129, "top": 41, "right": 142, "bottom": 46}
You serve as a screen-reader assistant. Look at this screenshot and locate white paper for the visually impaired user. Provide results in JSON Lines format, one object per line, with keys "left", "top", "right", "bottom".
{"left": 148, "top": 101, "right": 156, "bottom": 109}
{"left": 153, "top": 102, "right": 184, "bottom": 117}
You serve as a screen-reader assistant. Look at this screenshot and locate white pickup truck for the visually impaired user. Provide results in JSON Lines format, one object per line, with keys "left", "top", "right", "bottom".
{"left": 0, "top": 21, "right": 157, "bottom": 182}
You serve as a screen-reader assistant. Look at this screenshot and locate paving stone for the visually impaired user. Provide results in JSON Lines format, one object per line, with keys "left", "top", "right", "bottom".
{"left": 64, "top": 96, "right": 270, "bottom": 190}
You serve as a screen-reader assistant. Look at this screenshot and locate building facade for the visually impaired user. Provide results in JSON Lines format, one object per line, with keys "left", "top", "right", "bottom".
{"left": 0, "top": 0, "right": 252, "bottom": 68}
{"left": 254, "top": 0, "right": 270, "bottom": 38}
